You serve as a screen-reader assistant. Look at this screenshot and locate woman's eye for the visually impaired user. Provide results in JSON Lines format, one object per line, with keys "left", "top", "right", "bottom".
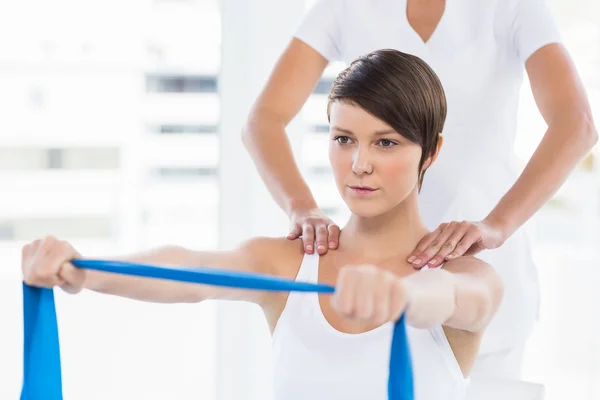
{"left": 334, "top": 136, "right": 351, "bottom": 145}
{"left": 378, "top": 139, "right": 398, "bottom": 148}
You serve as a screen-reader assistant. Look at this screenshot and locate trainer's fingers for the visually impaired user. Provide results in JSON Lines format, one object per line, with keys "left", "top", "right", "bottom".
{"left": 450, "top": 226, "right": 483, "bottom": 258}
{"left": 287, "top": 224, "right": 302, "bottom": 240}
{"left": 328, "top": 224, "right": 340, "bottom": 249}
{"left": 414, "top": 222, "right": 460, "bottom": 268}
{"left": 421, "top": 222, "right": 460, "bottom": 267}
{"left": 302, "top": 224, "right": 315, "bottom": 254}
{"left": 435, "top": 223, "right": 470, "bottom": 263}
{"left": 315, "top": 224, "right": 329, "bottom": 254}
{"left": 408, "top": 227, "right": 443, "bottom": 267}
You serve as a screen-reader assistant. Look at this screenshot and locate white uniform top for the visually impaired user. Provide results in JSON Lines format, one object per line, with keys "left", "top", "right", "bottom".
{"left": 272, "top": 251, "right": 470, "bottom": 400}
{"left": 294, "top": 0, "right": 561, "bottom": 353}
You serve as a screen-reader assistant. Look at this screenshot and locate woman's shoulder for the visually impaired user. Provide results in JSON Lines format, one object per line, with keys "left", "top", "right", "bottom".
{"left": 442, "top": 255, "right": 494, "bottom": 273}
{"left": 238, "top": 236, "right": 306, "bottom": 278}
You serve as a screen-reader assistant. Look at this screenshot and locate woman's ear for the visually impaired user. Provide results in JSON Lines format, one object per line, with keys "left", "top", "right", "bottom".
{"left": 422, "top": 134, "right": 444, "bottom": 170}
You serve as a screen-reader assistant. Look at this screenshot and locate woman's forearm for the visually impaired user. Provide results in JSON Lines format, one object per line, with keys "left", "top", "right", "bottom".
{"left": 82, "top": 246, "right": 214, "bottom": 303}
{"left": 486, "top": 115, "right": 598, "bottom": 238}
{"left": 242, "top": 108, "right": 317, "bottom": 216}
{"left": 404, "top": 262, "right": 503, "bottom": 332}
{"left": 81, "top": 238, "right": 276, "bottom": 304}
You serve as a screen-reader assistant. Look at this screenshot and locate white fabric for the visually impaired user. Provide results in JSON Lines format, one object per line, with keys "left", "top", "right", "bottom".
{"left": 466, "top": 377, "right": 545, "bottom": 400}
{"left": 469, "top": 342, "right": 526, "bottom": 381}
{"left": 272, "top": 252, "right": 469, "bottom": 400}
{"left": 294, "top": 0, "right": 561, "bottom": 356}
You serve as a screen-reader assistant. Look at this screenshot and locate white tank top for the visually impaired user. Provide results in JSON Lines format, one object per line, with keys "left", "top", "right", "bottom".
{"left": 272, "top": 252, "right": 470, "bottom": 400}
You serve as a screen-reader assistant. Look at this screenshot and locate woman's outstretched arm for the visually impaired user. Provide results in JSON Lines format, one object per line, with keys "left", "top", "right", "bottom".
{"left": 331, "top": 257, "right": 503, "bottom": 333}
{"left": 21, "top": 235, "right": 293, "bottom": 306}
{"left": 402, "top": 258, "right": 504, "bottom": 332}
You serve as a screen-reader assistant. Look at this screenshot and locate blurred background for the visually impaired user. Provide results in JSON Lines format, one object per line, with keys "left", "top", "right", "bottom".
{"left": 0, "top": 0, "right": 598, "bottom": 399}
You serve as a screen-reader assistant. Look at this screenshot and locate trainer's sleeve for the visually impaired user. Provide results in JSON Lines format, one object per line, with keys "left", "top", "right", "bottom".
{"left": 294, "top": 0, "right": 343, "bottom": 62}
{"left": 509, "top": 0, "right": 562, "bottom": 63}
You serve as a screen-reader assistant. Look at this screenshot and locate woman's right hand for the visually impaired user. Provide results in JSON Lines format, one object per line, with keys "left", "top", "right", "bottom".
{"left": 22, "top": 236, "right": 86, "bottom": 294}
{"left": 287, "top": 207, "right": 340, "bottom": 255}
{"left": 332, "top": 265, "right": 410, "bottom": 326}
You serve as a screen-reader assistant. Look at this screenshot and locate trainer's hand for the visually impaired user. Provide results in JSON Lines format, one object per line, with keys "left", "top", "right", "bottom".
{"left": 287, "top": 207, "right": 340, "bottom": 255}
{"left": 332, "top": 265, "right": 409, "bottom": 326}
{"left": 22, "top": 236, "right": 86, "bottom": 294}
{"left": 407, "top": 220, "right": 505, "bottom": 269}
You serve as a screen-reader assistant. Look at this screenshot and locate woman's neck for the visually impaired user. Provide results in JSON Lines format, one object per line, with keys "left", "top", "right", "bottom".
{"left": 338, "top": 195, "right": 430, "bottom": 261}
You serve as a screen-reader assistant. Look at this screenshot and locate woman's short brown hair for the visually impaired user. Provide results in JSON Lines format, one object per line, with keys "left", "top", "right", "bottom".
{"left": 327, "top": 49, "right": 447, "bottom": 190}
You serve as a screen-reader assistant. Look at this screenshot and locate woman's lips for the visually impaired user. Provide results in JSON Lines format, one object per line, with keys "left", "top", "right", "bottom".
{"left": 349, "top": 186, "right": 377, "bottom": 195}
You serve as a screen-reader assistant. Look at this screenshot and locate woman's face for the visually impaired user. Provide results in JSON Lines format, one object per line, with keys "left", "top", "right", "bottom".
{"left": 328, "top": 101, "right": 424, "bottom": 218}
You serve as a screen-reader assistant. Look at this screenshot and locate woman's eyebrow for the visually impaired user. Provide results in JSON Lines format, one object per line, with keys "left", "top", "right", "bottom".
{"left": 332, "top": 126, "right": 398, "bottom": 136}
{"left": 331, "top": 126, "right": 354, "bottom": 135}
{"left": 374, "top": 129, "right": 397, "bottom": 136}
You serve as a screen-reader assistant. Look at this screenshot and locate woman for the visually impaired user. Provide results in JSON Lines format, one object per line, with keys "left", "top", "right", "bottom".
{"left": 241, "top": 0, "right": 597, "bottom": 378}
{"left": 23, "top": 50, "right": 502, "bottom": 400}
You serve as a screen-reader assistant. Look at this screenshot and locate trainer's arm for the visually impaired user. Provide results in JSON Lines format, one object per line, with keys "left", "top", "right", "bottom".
{"left": 242, "top": 38, "right": 328, "bottom": 215}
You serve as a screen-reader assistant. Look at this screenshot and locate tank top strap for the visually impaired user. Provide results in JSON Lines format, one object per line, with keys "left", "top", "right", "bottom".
{"left": 272, "top": 250, "right": 321, "bottom": 341}
{"left": 294, "top": 250, "right": 320, "bottom": 283}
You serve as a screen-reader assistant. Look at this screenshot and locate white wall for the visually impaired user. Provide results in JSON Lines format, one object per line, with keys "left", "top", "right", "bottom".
{"left": 217, "top": 1, "right": 307, "bottom": 399}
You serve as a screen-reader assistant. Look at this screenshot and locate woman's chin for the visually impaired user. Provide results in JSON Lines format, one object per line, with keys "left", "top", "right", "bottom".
{"left": 345, "top": 202, "right": 386, "bottom": 218}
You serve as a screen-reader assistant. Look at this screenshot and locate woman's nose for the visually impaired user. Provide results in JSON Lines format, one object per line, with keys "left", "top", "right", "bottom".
{"left": 352, "top": 147, "right": 373, "bottom": 175}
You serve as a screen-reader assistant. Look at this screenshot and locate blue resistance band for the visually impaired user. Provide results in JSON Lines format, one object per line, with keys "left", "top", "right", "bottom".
{"left": 21, "top": 259, "right": 414, "bottom": 400}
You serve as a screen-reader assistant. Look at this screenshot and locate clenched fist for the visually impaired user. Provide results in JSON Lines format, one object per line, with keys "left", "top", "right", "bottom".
{"left": 331, "top": 265, "right": 411, "bottom": 326}
{"left": 22, "top": 236, "right": 86, "bottom": 294}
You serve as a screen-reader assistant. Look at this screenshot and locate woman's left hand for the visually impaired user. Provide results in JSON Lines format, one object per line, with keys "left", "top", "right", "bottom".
{"left": 407, "top": 220, "right": 506, "bottom": 269}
